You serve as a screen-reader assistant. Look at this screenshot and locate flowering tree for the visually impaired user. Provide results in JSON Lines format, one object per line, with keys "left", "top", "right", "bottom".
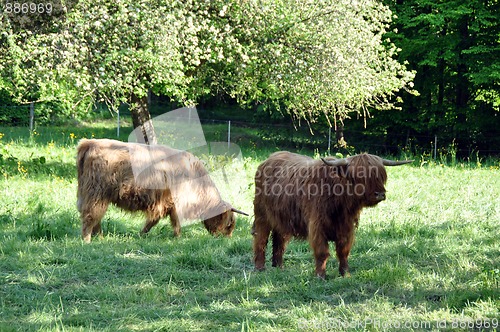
{"left": 0, "top": 0, "right": 414, "bottom": 142}
{"left": 223, "top": 0, "right": 415, "bottom": 126}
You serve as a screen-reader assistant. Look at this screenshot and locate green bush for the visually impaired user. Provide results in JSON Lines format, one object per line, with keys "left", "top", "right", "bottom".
{"left": 0, "top": 105, "right": 30, "bottom": 126}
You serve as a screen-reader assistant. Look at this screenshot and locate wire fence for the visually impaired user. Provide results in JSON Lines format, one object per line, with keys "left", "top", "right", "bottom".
{"left": 195, "top": 117, "right": 500, "bottom": 156}
{"left": 0, "top": 104, "right": 34, "bottom": 128}
{"left": 1, "top": 103, "right": 499, "bottom": 156}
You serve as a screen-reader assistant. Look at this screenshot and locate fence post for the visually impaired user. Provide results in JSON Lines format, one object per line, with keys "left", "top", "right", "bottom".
{"left": 29, "top": 102, "right": 34, "bottom": 132}
{"left": 117, "top": 108, "right": 120, "bottom": 138}
{"left": 228, "top": 120, "right": 231, "bottom": 149}
{"left": 434, "top": 135, "right": 438, "bottom": 160}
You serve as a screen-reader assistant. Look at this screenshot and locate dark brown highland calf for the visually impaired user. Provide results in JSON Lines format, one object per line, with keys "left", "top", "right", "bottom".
{"left": 252, "top": 151, "right": 412, "bottom": 278}
{"left": 77, "top": 139, "right": 247, "bottom": 243}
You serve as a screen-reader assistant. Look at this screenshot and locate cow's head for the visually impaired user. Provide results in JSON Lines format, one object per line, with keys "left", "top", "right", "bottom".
{"left": 322, "top": 154, "right": 413, "bottom": 207}
{"left": 202, "top": 204, "right": 248, "bottom": 237}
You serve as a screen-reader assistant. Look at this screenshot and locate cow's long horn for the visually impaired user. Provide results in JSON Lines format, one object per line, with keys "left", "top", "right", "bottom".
{"left": 381, "top": 159, "right": 414, "bottom": 166}
{"left": 321, "top": 157, "right": 349, "bottom": 167}
{"left": 231, "top": 208, "right": 249, "bottom": 216}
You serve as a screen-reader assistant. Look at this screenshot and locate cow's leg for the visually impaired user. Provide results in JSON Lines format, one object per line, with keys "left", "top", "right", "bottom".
{"left": 252, "top": 218, "right": 271, "bottom": 271}
{"left": 271, "top": 230, "right": 291, "bottom": 268}
{"left": 308, "top": 224, "right": 330, "bottom": 279}
{"left": 310, "top": 239, "right": 330, "bottom": 279}
{"left": 307, "top": 220, "right": 330, "bottom": 279}
{"left": 81, "top": 201, "right": 108, "bottom": 243}
{"left": 335, "top": 235, "right": 354, "bottom": 277}
{"left": 169, "top": 207, "right": 181, "bottom": 237}
{"left": 91, "top": 223, "right": 102, "bottom": 237}
{"left": 141, "top": 218, "right": 160, "bottom": 235}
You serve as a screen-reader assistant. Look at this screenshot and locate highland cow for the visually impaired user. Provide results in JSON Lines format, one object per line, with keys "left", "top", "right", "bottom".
{"left": 76, "top": 139, "right": 247, "bottom": 243}
{"left": 252, "top": 151, "right": 412, "bottom": 278}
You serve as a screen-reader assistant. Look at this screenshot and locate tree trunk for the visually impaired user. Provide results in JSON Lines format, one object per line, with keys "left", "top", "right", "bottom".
{"left": 335, "top": 123, "right": 347, "bottom": 148}
{"left": 130, "top": 93, "right": 157, "bottom": 145}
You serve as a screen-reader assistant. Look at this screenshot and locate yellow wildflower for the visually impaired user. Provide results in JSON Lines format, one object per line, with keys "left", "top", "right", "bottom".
{"left": 17, "top": 161, "right": 28, "bottom": 176}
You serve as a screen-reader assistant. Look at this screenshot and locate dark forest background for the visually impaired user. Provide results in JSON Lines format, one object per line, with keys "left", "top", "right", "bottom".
{"left": 1, "top": 0, "right": 499, "bottom": 157}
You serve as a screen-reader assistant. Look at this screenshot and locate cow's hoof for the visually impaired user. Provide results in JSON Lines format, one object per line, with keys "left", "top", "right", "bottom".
{"left": 339, "top": 268, "right": 351, "bottom": 278}
{"left": 316, "top": 273, "right": 326, "bottom": 280}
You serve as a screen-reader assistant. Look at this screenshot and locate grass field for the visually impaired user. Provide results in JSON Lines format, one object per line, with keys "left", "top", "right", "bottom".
{"left": 0, "top": 122, "right": 499, "bottom": 331}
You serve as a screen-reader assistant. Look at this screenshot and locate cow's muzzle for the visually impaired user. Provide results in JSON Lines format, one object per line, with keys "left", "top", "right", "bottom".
{"left": 375, "top": 192, "right": 386, "bottom": 201}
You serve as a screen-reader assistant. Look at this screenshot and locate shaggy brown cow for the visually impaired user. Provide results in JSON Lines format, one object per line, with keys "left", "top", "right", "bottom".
{"left": 252, "top": 151, "right": 412, "bottom": 278}
{"left": 77, "top": 139, "right": 247, "bottom": 243}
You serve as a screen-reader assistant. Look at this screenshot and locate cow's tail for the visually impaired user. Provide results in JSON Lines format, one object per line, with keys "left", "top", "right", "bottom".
{"left": 76, "top": 139, "right": 93, "bottom": 212}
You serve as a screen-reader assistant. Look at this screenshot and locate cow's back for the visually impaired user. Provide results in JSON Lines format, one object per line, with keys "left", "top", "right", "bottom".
{"left": 77, "top": 139, "right": 133, "bottom": 209}
{"left": 254, "top": 151, "right": 321, "bottom": 237}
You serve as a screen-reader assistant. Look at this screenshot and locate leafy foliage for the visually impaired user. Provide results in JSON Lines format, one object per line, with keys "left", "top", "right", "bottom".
{"left": 0, "top": 0, "right": 414, "bottom": 126}
{"left": 378, "top": 0, "right": 500, "bottom": 154}
{"left": 224, "top": 0, "right": 415, "bottom": 123}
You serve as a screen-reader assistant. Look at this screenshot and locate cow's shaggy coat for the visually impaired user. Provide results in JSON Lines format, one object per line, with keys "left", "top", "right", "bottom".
{"left": 77, "top": 139, "right": 245, "bottom": 243}
{"left": 252, "top": 151, "right": 412, "bottom": 278}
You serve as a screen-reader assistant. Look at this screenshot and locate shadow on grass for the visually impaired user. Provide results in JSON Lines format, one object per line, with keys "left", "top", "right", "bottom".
{"left": 0, "top": 210, "right": 80, "bottom": 241}
{"left": 0, "top": 158, "right": 76, "bottom": 180}
{"left": 1, "top": 194, "right": 498, "bottom": 331}
{"left": 1, "top": 223, "right": 498, "bottom": 331}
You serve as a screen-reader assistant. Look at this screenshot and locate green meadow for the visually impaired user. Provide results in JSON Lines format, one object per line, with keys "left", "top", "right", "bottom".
{"left": 0, "top": 122, "right": 499, "bottom": 331}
